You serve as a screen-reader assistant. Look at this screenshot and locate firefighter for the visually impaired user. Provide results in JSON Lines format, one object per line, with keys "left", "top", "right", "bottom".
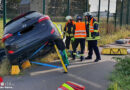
{"left": 84, "top": 12, "right": 101, "bottom": 62}
{"left": 64, "top": 16, "right": 75, "bottom": 50}
{"left": 72, "top": 16, "right": 86, "bottom": 61}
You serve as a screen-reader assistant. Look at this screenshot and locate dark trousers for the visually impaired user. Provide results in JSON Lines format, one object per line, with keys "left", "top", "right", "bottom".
{"left": 88, "top": 40, "right": 101, "bottom": 59}
{"left": 73, "top": 39, "right": 85, "bottom": 55}
{"left": 65, "top": 36, "right": 73, "bottom": 49}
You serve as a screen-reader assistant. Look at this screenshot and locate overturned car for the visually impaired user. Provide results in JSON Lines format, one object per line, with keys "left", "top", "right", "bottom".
{"left": 2, "top": 11, "right": 66, "bottom": 65}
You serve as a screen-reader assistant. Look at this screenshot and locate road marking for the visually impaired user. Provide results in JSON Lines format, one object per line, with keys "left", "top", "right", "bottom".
{"left": 67, "top": 73, "right": 102, "bottom": 88}
{"left": 30, "top": 60, "right": 115, "bottom": 76}
{"left": 30, "top": 68, "right": 61, "bottom": 76}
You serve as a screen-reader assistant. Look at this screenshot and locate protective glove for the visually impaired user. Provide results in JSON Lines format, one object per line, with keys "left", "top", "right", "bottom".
{"left": 71, "top": 37, "right": 75, "bottom": 42}
{"left": 91, "top": 32, "right": 96, "bottom": 38}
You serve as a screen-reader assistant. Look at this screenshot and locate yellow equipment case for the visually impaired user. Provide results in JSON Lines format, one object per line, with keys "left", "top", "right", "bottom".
{"left": 101, "top": 48, "right": 127, "bottom": 55}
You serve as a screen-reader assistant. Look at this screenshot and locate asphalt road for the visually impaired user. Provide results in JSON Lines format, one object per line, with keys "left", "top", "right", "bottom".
{"left": 2, "top": 42, "right": 130, "bottom": 90}
{"left": 2, "top": 54, "right": 116, "bottom": 90}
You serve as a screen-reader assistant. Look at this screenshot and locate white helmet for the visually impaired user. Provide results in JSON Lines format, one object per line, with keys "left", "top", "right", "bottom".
{"left": 65, "top": 16, "right": 72, "bottom": 21}
{"left": 83, "top": 12, "right": 92, "bottom": 16}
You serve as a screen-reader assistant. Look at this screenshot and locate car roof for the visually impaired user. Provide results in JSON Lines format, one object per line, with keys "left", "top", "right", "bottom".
{"left": 5, "top": 11, "right": 36, "bottom": 27}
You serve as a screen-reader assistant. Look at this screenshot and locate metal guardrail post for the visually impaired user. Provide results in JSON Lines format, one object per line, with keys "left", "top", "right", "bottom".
{"left": 126, "top": 0, "right": 130, "bottom": 25}
{"left": 67, "top": 0, "right": 70, "bottom": 15}
{"left": 43, "top": 0, "right": 45, "bottom": 14}
{"left": 3, "top": 0, "right": 6, "bottom": 28}
{"left": 98, "top": 0, "right": 101, "bottom": 22}
{"left": 107, "top": 0, "right": 110, "bottom": 33}
{"left": 120, "top": 0, "right": 124, "bottom": 27}
{"left": 86, "top": 0, "right": 88, "bottom": 12}
{"left": 107, "top": 0, "right": 110, "bottom": 24}
{"left": 115, "top": 0, "right": 118, "bottom": 31}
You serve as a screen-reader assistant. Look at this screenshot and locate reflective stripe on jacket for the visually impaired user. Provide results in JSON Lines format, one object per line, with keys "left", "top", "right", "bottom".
{"left": 89, "top": 18, "right": 99, "bottom": 32}
{"left": 62, "top": 83, "right": 74, "bottom": 90}
{"left": 74, "top": 22, "right": 86, "bottom": 38}
{"left": 86, "top": 18, "right": 100, "bottom": 40}
{"left": 64, "top": 21, "right": 75, "bottom": 37}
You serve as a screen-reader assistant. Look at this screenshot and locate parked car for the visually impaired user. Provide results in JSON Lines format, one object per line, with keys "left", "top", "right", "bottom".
{"left": 2, "top": 11, "right": 62, "bottom": 64}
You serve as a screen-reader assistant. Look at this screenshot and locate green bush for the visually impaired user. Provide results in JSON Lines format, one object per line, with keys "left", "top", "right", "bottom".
{"left": 108, "top": 56, "right": 130, "bottom": 90}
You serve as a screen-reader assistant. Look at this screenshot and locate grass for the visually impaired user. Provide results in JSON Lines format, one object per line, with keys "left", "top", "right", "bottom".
{"left": 37, "top": 52, "right": 59, "bottom": 63}
{"left": 0, "top": 58, "right": 11, "bottom": 76}
{"left": 99, "top": 27, "right": 130, "bottom": 46}
{"left": 40, "top": 22, "right": 130, "bottom": 62}
{"left": 0, "top": 20, "right": 4, "bottom": 39}
{"left": 108, "top": 56, "right": 130, "bottom": 90}
{"left": 0, "top": 19, "right": 10, "bottom": 47}
{"left": 0, "top": 20, "right": 3, "bottom": 47}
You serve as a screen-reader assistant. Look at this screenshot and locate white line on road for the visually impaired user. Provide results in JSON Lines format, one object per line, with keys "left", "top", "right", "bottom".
{"left": 30, "top": 60, "right": 115, "bottom": 76}
{"left": 67, "top": 73, "right": 102, "bottom": 89}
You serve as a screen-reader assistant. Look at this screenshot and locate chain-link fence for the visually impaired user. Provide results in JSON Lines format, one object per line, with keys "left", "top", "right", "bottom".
{"left": 1, "top": 0, "right": 130, "bottom": 33}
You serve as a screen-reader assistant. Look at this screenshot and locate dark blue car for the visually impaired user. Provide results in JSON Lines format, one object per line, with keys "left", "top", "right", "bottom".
{"left": 2, "top": 11, "right": 63, "bottom": 65}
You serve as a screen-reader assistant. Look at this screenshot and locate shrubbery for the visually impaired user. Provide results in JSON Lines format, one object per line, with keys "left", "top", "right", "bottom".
{"left": 108, "top": 56, "right": 130, "bottom": 90}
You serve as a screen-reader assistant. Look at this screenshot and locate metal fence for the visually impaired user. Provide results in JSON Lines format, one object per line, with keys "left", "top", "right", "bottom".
{"left": 1, "top": 0, "right": 130, "bottom": 33}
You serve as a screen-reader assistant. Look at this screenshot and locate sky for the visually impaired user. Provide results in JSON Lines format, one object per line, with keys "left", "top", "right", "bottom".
{"left": 89, "top": 0, "right": 117, "bottom": 13}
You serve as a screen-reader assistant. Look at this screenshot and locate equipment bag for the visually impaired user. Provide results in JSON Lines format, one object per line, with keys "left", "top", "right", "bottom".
{"left": 115, "top": 39, "right": 127, "bottom": 44}
{"left": 66, "top": 81, "right": 85, "bottom": 90}
{"left": 101, "top": 48, "right": 127, "bottom": 55}
{"left": 57, "top": 81, "right": 85, "bottom": 90}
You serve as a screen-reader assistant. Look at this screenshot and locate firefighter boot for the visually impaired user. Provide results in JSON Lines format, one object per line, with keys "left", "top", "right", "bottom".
{"left": 80, "top": 56, "right": 84, "bottom": 61}
{"left": 72, "top": 53, "right": 76, "bottom": 60}
{"left": 85, "top": 56, "right": 92, "bottom": 60}
{"left": 94, "top": 58, "right": 101, "bottom": 62}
